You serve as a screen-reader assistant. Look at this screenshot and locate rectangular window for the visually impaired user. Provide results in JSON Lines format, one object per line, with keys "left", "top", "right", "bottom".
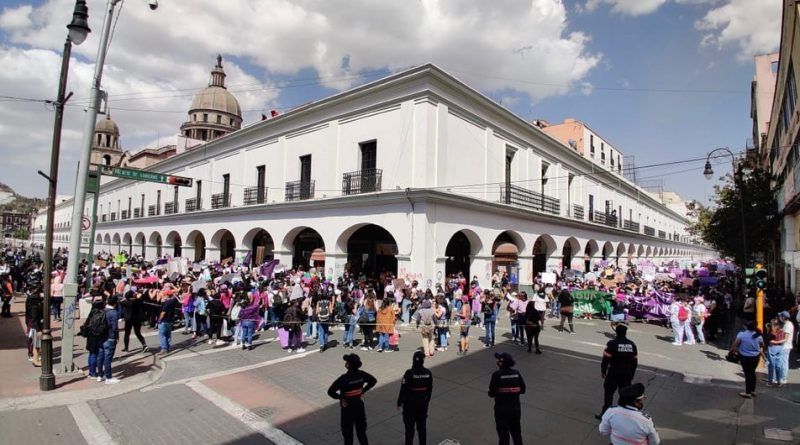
{"left": 541, "top": 161, "right": 550, "bottom": 191}
{"left": 360, "top": 141, "right": 377, "bottom": 171}
{"left": 256, "top": 165, "right": 266, "bottom": 189}
{"left": 223, "top": 174, "right": 230, "bottom": 197}
{"left": 300, "top": 155, "right": 312, "bottom": 183}
{"left": 588, "top": 194, "right": 594, "bottom": 221}
{"left": 156, "top": 191, "right": 161, "bottom": 215}
{"left": 141, "top": 194, "right": 145, "bottom": 214}
{"left": 590, "top": 135, "right": 595, "bottom": 156}
{"left": 600, "top": 143, "right": 605, "bottom": 163}
{"left": 203, "top": 113, "right": 208, "bottom": 122}
{"left": 196, "top": 180, "right": 202, "bottom": 202}
{"left": 216, "top": 115, "right": 222, "bottom": 124}
{"left": 127, "top": 197, "right": 132, "bottom": 216}
{"left": 173, "top": 185, "right": 179, "bottom": 209}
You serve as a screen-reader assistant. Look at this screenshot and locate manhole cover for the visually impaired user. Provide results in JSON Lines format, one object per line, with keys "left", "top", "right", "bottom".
{"left": 250, "top": 407, "right": 276, "bottom": 419}
{"left": 764, "top": 428, "right": 793, "bottom": 442}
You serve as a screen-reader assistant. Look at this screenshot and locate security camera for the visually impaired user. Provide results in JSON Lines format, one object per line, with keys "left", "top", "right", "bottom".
{"left": 148, "top": 0, "right": 158, "bottom": 10}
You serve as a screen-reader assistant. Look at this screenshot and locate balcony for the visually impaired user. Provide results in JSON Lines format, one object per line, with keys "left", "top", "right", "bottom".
{"left": 593, "top": 211, "right": 618, "bottom": 228}
{"left": 110, "top": 212, "right": 116, "bottom": 222}
{"left": 658, "top": 230, "right": 666, "bottom": 239}
{"left": 121, "top": 210, "right": 129, "bottom": 220}
{"left": 342, "top": 168, "right": 382, "bottom": 195}
{"left": 571, "top": 204, "right": 584, "bottom": 220}
{"left": 623, "top": 220, "right": 640, "bottom": 232}
{"left": 133, "top": 208, "right": 141, "bottom": 218}
{"left": 211, "top": 193, "right": 231, "bottom": 209}
{"left": 164, "top": 202, "right": 178, "bottom": 215}
{"left": 499, "top": 184, "right": 560, "bottom": 216}
{"left": 243, "top": 186, "right": 267, "bottom": 205}
{"left": 185, "top": 198, "right": 201, "bottom": 212}
{"left": 644, "top": 225, "right": 655, "bottom": 236}
{"left": 148, "top": 205, "right": 160, "bottom": 217}
{"left": 285, "top": 180, "right": 315, "bottom": 201}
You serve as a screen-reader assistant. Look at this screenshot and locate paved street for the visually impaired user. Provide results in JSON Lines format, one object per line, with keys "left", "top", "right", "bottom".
{"left": 1, "top": 312, "right": 798, "bottom": 445}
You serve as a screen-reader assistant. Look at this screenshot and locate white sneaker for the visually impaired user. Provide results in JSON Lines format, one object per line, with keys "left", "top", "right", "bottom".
{"left": 104, "top": 378, "right": 121, "bottom": 385}
{"left": 207, "top": 339, "right": 215, "bottom": 345}
{"left": 215, "top": 340, "right": 227, "bottom": 346}
{"left": 287, "top": 348, "right": 294, "bottom": 354}
{"left": 297, "top": 348, "right": 306, "bottom": 353}
{"left": 96, "top": 376, "right": 103, "bottom": 383}
{"left": 671, "top": 342, "right": 682, "bottom": 346}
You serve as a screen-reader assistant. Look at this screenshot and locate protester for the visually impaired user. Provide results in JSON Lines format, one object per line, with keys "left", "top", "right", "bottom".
{"left": 397, "top": 351, "right": 433, "bottom": 445}
{"left": 327, "top": 354, "right": 377, "bottom": 445}
{"left": 557, "top": 289, "right": 575, "bottom": 334}
{"left": 120, "top": 288, "right": 148, "bottom": 353}
{"left": 97, "top": 295, "right": 121, "bottom": 384}
{"left": 777, "top": 311, "right": 793, "bottom": 385}
{"left": 524, "top": 291, "right": 543, "bottom": 354}
{"left": 489, "top": 352, "right": 525, "bottom": 445}
{"left": 157, "top": 290, "right": 179, "bottom": 354}
{"left": 598, "top": 383, "right": 660, "bottom": 445}
{"left": 415, "top": 299, "right": 436, "bottom": 357}
{"left": 82, "top": 299, "right": 107, "bottom": 380}
{"left": 730, "top": 320, "right": 764, "bottom": 398}
{"left": 766, "top": 318, "right": 787, "bottom": 387}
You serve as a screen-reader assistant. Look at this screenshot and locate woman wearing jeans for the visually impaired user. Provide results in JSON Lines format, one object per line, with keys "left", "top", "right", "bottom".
{"left": 730, "top": 320, "right": 765, "bottom": 398}
{"left": 238, "top": 297, "right": 260, "bottom": 351}
{"left": 342, "top": 299, "right": 357, "bottom": 349}
{"left": 767, "top": 318, "right": 788, "bottom": 387}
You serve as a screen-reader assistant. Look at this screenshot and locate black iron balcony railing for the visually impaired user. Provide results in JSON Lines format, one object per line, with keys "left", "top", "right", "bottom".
{"left": 148, "top": 205, "right": 159, "bottom": 217}
{"left": 185, "top": 198, "right": 201, "bottom": 212}
{"left": 285, "top": 180, "right": 315, "bottom": 201}
{"left": 572, "top": 204, "right": 584, "bottom": 220}
{"left": 658, "top": 230, "right": 666, "bottom": 239}
{"left": 110, "top": 212, "right": 116, "bottom": 222}
{"left": 593, "top": 211, "right": 618, "bottom": 228}
{"left": 623, "top": 220, "right": 640, "bottom": 232}
{"left": 499, "top": 184, "right": 560, "bottom": 215}
{"left": 121, "top": 210, "right": 129, "bottom": 220}
{"left": 342, "top": 168, "right": 382, "bottom": 195}
{"left": 164, "top": 202, "right": 178, "bottom": 215}
{"left": 133, "top": 208, "right": 142, "bottom": 218}
{"left": 211, "top": 193, "right": 231, "bottom": 209}
{"left": 644, "top": 225, "right": 655, "bottom": 236}
{"left": 243, "top": 186, "right": 267, "bottom": 205}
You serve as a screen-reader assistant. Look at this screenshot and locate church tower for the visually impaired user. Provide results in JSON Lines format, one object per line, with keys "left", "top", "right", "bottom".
{"left": 91, "top": 113, "right": 124, "bottom": 166}
{"left": 180, "top": 55, "right": 243, "bottom": 142}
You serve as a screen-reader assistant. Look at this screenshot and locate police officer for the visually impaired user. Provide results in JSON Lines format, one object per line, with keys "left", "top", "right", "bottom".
{"left": 327, "top": 353, "right": 377, "bottom": 445}
{"left": 596, "top": 324, "right": 638, "bottom": 420}
{"left": 397, "top": 350, "right": 433, "bottom": 445}
{"left": 598, "top": 383, "right": 660, "bottom": 444}
{"left": 489, "top": 352, "right": 526, "bottom": 445}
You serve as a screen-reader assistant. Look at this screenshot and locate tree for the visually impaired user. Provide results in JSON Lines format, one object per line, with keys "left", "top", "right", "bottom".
{"left": 690, "top": 166, "right": 778, "bottom": 266}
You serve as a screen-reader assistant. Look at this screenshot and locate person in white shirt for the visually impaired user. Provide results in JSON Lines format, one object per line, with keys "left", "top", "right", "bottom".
{"left": 692, "top": 299, "right": 708, "bottom": 344}
{"left": 599, "top": 383, "right": 660, "bottom": 445}
{"left": 669, "top": 300, "right": 684, "bottom": 346}
{"left": 532, "top": 290, "right": 548, "bottom": 327}
{"left": 778, "top": 311, "right": 793, "bottom": 383}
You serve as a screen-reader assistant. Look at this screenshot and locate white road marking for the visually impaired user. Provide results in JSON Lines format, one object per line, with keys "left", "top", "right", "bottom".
{"left": 142, "top": 349, "right": 315, "bottom": 391}
{"left": 186, "top": 380, "right": 302, "bottom": 445}
{"left": 68, "top": 402, "right": 116, "bottom": 445}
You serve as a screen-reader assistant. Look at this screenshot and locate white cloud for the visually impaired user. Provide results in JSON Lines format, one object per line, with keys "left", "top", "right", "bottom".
{"left": 0, "top": 0, "right": 599, "bottom": 197}
{"left": 696, "top": 0, "right": 780, "bottom": 60}
{"left": 581, "top": 0, "right": 718, "bottom": 16}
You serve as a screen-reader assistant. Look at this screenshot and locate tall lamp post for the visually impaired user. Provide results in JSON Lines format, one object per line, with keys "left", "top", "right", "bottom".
{"left": 38, "top": 0, "right": 91, "bottom": 392}
{"left": 61, "top": 0, "right": 158, "bottom": 374}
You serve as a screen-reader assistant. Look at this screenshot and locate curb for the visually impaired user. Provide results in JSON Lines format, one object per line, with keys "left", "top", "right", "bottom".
{"left": 0, "top": 353, "right": 166, "bottom": 412}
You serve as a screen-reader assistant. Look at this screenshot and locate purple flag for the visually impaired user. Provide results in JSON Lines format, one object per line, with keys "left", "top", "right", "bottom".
{"left": 243, "top": 251, "right": 252, "bottom": 266}
{"left": 259, "top": 259, "right": 280, "bottom": 278}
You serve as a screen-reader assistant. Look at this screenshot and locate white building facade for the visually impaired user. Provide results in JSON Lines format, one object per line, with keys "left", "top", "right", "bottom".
{"left": 34, "top": 65, "right": 713, "bottom": 290}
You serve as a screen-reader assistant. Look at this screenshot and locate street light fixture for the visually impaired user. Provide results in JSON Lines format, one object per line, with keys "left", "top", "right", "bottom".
{"left": 38, "top": 0, "right": 91, "bottom": 392}
{"left": 703, "top": 161, "right": 714, "bottom": 180}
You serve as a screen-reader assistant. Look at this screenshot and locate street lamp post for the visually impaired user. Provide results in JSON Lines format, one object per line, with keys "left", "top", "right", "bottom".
{"left": 702, "top": 148, "right": 748, "bottom": 268}
{"left": 61, "top": 0, "right": 157, "bottom": 374}
{"left": 38, "top": 0, "right": 91, "bottom": 392}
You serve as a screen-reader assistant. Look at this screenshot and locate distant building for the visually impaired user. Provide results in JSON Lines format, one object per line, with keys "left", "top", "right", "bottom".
{"left": 179, "top": 55, "right": 243, "bottom": 142}
{"left": 2, "top": 212, "right": 32, "bottom": 237}
{"left": 91, "top": 113, "right": 125, "bottom": 167}
{"left": 751, "top": 53, "right": 779, "bottom": 167}
{"left": 537, "top": 118, "right": 625, "bottom": 178}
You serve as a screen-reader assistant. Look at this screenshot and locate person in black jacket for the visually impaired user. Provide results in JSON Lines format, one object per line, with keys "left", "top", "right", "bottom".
{"left": 596, "top": 324, "right": 638, "bottom": 419}
{"left": 82, "top": 299, "right": 106, "bottom": 380}
{"left": 24, "top": 289, "right": 44, "bottom": 367}
{"left": 120, "top": 288, "right": 148, "bottom": 353}
{"left": 524, "top": 294, "right": 542, "bottom": 354}
{"left": 397, "top": 351, "right": 433, "bottom": 445}
{"left": 489, "top": 352, "right": 526, "bottom": 445}
{"left": 327, "top": 354, "right": 377, "bottom": 445}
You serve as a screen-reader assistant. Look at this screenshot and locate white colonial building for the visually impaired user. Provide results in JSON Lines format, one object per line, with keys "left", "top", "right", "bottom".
{"left": 34, "top": 63, "right": 713, "bottom": 290}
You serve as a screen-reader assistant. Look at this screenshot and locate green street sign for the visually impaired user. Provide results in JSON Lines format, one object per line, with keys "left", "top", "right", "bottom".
{"left": 86, "top": 171, "right": 100, "bottom": 194}
{"left": 94, "top": 164, "right": 193, "bottom": 187}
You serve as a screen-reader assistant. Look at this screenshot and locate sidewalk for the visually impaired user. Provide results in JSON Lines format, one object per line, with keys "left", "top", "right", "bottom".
{"left": 0, "top": 295, "right": 163, "bottom": 406}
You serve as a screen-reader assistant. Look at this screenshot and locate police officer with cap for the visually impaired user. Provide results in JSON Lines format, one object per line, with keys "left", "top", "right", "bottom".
{"left": 327, "top": 353, "right": 378, "bottom": 445}
{"left": 596, "top": 324, "right": 638, "bottom": 420}
{"left": 599, "top": 383, "right": 660, "bottom": 445}
{"left": 397, "top": 350, "right": 433, "bottom": 445}
{"left": 489, "top": 352, "right": 526, "bottom": 445}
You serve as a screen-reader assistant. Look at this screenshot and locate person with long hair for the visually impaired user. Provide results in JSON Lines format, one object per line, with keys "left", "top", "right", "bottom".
{"left": 524, "top": 291, "right": 543, "bottom": 354}
{"left": 359, "top": 294, "right": 377, "bottom": 351}
{"left": 729, "top": 320, "right": 764, "bottom": 398}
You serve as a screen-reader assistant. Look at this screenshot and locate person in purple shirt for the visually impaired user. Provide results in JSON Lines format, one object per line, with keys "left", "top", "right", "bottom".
{"left": 238, "top": 296, "right": 261, "bottom": 350}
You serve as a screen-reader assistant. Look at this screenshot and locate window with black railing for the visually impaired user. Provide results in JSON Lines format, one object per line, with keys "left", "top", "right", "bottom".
{"left": 644, "top": 225, "right": 655, "bottom": 236}
{"left": 164, "top": 202, "right": 178, "bottom": 215}
{"left": 623, "top": 220, "right": 640, "bottom": 232}
{"left": 342, "top": 168, "right": 382, "bottom": 195}
{"left": 658, "top": 230, "right": 666, "bottom": 239}
{"left": 110, "top": 212, "right": 116, "bottom": 221}
{"left": 285, "top": 180, "right": 315, "bottom": 201}
{"left": 572, "top": 204, "right": 584, "bottom": 220}
{"left": 148, "top": 205, "right": 159, "bottom": 217}
{"left": 185, "top": 198, "right": 201, "bottom": 212}
{"left": 133, "top": 208, "right": 141, "bottom": 218}
{"left": 499, "top": 184, "right": 560, "bottom": 215}
{"left": 593, "top": 211, "right": 618, "bottom": 227}
{"left": 243, "top": 186, "right": 267, "bottom": 205}
{"left": 121, "top": 210, "right": 129, "bottom": 220}
{"left": 211, "top": 193, "right": 231, "bottom": 209}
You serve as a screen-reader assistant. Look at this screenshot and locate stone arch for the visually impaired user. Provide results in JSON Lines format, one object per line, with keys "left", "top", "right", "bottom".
{"left": 584, "top": 239, "right": 600, "bottom": 272}
{"left": 637, "top": 245, "right": 645, "bottom": 257}
{"left": 561, "top": 237, "right": 581, "bottom": 270}
{"left": 122, "top": 233, "right": 133, "bottom": 254}
{"left": 532, "top": 234, "right": 557, "bottom": 276}
{"left": 444, "top": 229, "right": 483, "bottom": 278}
{"left": 148, "top": 231, "right": 163, "bottom": 258}
{"left": 627, "top": 243, "right": 636, "bottom": 257}
{"left": 95, "top": 234, "right": 103, "bottom": 244}
{"left": 339, "top": 224, "right": 399, "bottom": 277}
{"left": 165, "top": 231, "right": 182, "bottom": 258}
{"left": 111, "top": 233, "right": 121, "bottom": 254}
{"left": 335, "top": 223, "right": 403, "bottom": 256}
{"left": 602, "top": 241, "right": 614, "bottom": 260}
{"left": 646, "top": 246, "right": 653, "bottom": 257}
{"left": 492, "top": 231, "right": 524, "bottom": 289}
{"left": 241, "top": 228, "right": 275, "bottom": 266}
{"left": 134, "top": 232, "right": 146, "bottom": 256}
{"left": 210, "top": 229, "right": 236, "bottom": 262}
{"left": 186, "top": 230, "right": 207, "bottom": 262}
{"left": 616, "top": 242, "right": 626, "bottom": 259}
{"left": 283, "top": 226, "right": 325, "bottom": 269}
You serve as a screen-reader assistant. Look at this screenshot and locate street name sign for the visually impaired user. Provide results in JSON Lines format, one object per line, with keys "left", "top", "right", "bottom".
{"left": 94, "top": 164, "right": 193, "bottom": 187}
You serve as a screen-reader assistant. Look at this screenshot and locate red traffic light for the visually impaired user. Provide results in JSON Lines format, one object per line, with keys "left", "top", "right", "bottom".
{"left": 167, "top": 176, "right": 193, "bottom": 187}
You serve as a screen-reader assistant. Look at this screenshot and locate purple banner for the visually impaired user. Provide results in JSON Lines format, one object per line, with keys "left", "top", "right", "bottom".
{"left": 626, "top": 292, "right": 673, "bottom": 320}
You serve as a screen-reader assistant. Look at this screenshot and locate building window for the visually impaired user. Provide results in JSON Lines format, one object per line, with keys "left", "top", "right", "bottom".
{"left": 300, "top": 155, "right": 312, "bottom": 183}
{"left": 590, "top": 135, "right": 595, "bottom": 157}
{"left": 216, "top": 115, "right": 222, "bottom": 124}
{"left": 360, "top": 141, "right": 377, "bottom": 171}
{"left": 600, "top": 143, "right": 605, "bottom": 163}
{"left": 193, "top": 114, "right": 196, "bottom": 122}
{"left": 588, "top": 194, "right": 594, "bottom": 221}
{"left": 203, "top": 113, "right": 208, "bottom": 122}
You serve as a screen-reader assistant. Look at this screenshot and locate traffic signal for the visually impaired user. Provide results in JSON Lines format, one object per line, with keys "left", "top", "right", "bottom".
{"left": 167, "top": 175, "right": 193, "bottom": 187}
{"left": 754, "top": 265, "right": 768, "bottom": 290}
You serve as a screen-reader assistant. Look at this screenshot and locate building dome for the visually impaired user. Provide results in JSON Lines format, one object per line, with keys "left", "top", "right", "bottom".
{"left": 95, "top": 114, "right": 120, "bottom": 137}
{"left": 180, "top": 55, "right": 243, "bottom": 142}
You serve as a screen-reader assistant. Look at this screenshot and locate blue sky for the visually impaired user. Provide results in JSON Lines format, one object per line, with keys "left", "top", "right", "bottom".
{"left": 0, "top": 0, "right": 779, "bottom": 204}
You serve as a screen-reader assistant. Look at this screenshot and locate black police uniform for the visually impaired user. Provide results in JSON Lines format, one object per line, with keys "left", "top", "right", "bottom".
{"left": 397, "top": 365, "right": 433, "bottom": 445}
{"left": 600, "top": 334, "right": 638, "bottom": 415}
{"left": 489, "top": 366, "right": 526, "bottom": 445}
{"left": 327, "top": 369, "right": 377, "bottom": 445}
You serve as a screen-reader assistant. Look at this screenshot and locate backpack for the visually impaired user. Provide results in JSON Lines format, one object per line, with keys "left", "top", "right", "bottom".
{"left": 420, "top": 312, "right": 434, "bottom": 336}
{"left": 317, "top": 299, "right": 331, "bottom": 322}
{"left": 677, "top": 306, "right": 689, "bottom": 322}
{"left": 85, "top": 309, "right": 108, "bottom": 338}
{"left": 272, "top": 293, "right": 283, "bottom": 307}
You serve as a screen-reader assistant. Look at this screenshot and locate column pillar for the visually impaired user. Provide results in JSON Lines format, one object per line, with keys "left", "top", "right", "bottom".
{"left": 205, "top": 246, "right": 220, "bottom": 263}
{"left": 518, "top": 254, "right": 534, "bottom": 287}
{"left": 272, "top": 250, "right": 293, "bottom": 269}
{"left": 183, "top": 246, "right": 196, "bottom": 262}
{"left": 470, "top": 255, "right": 493, "bottom": 289}
{"left": 145, "top": 243, "right": 160, "bottom": 260}
{"left": 545, "top": 254, "right": 563, "bottom": 274}
{"left": 325, "top": 252, "right": 347, "bottom": 280}
{"left": 434, "top": 257, "right": 447, "bottom": 288}
{"left": 234, "top": 248, "right": 249, "bottom": 266}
